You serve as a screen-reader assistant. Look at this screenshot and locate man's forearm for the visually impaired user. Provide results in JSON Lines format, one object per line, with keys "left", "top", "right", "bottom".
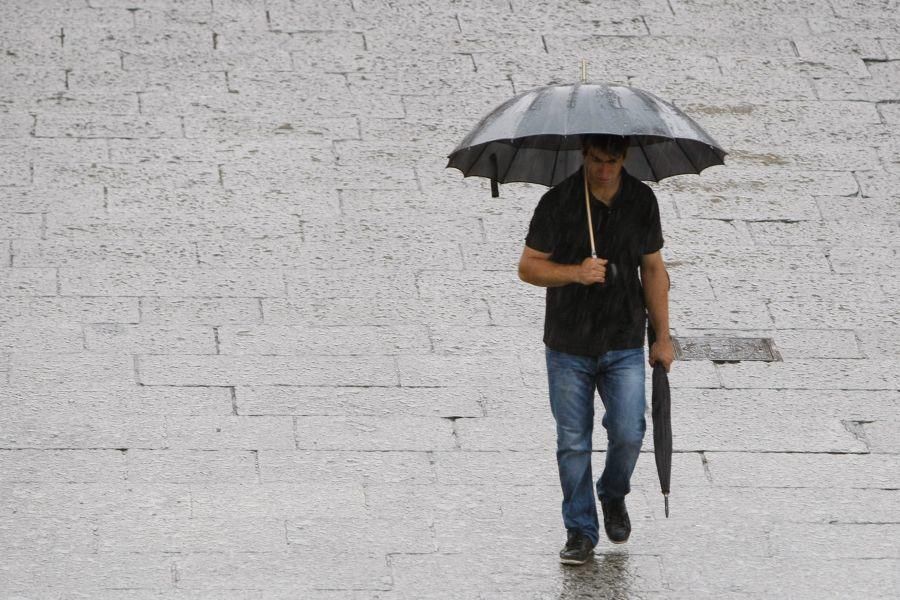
{"left": 642, "top": 269, "right": 670, "bottom": 339}
{"left": 519, "top": 258, "right": 578, "bottom": 288}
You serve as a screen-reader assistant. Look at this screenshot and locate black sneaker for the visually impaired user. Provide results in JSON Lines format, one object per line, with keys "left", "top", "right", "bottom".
{"left": 559, "top": 530, "right": 595, "bottom": 565}
{"left": 599, "top": 496, "right": 631, "bottom": 544}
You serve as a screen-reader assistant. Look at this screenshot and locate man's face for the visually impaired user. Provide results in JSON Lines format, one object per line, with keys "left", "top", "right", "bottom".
{"left": 583, "top": 147, "right": 626, "bottom": 187}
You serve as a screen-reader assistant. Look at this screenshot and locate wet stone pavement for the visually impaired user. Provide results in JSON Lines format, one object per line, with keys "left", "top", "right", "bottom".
{"left": 1, "top": 0, "right": 899, "bottom": 598}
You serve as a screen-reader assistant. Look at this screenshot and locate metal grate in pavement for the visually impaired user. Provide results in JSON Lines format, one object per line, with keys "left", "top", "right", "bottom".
{"left": 673, "top": 337, "right": 782, "bottom": 362}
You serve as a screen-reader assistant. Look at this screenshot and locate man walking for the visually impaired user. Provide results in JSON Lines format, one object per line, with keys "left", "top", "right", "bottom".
{"left": 517, "top": 134, "right": 675, "bottom": 565}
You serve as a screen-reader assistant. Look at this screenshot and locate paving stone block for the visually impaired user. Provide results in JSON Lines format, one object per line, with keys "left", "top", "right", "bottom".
{"left": 0, "top": 550, "right": 171, "bottom": 594}
{"left": 854, "top": 326, "right": 900, "bottom": 358}
{"left": 124, "top": 47, "right": 292, "bottom": 72}
{"left": 60, "top": 267, "right": 286, "bottom": 297}
{"left": 0, "top": 296, "right": 139, "bottom": 324}
{"left": 663, "top": 388, "right": 873, "bottom": 453}
{"left": 646, "top": 13, "right": 812, "bottom": 36}
{"left": 704, "top": 451, "right": 900, "bottom": 488}
{"left": 764, "top": 328, "right": 863, "bottom": 359}
{"left": 0, "top": 111, "right": 32, "bottom": 137}
{"left": 0, "top": 67, "right": 67, "bottom": 101}
{"left": 481, "top": 53, "right": 721, "bottom": 91}
{"left": 0, "top": 156, "right": 30, "bottom": 185}
{"left": 238, "top": 385, "right": 483, "bottom": 418}
{"left": 829, "top": 245, "right": 899, "bottom": 273}
{"left": 258, "top": 449, "right": 436, "bottom": 486}
{"left": 668, "top": 297, "right": 774, "bottom": 329}
{"left": 188, "top": 480, "right": 366, "bottom": 520}
{"left": 720, "top": 53, "right": 870, "bottom": 79}
{"left": 173, "top": 550, "right": 393, "bottom": 591}
{"left": 417, "top": 270, "right": 531, "bottom": 304}
{"left": 97, "top": 514, "right": 288, "bottom": 552}
{"left": 126, "top": 449, "right": 257, "bottom": 483}
{"left": 35, "top": 112, "right": 181, "bottom": 138}
{"left": 426, "top": 324, "right": 534, "bottom": 356}
{"left": 669, "top": 246, "right": 832, "bottom": 275}
{"left": 792, "top": 34, "right": 887, "bottom": 60}
{"left": 141, "top": 297, "right": 262, "bottom": 325}
{"left": 0, "top": 213, "right": 39, "bottom": 239}
{"left": 645, "top": 485, "right": 900, "bottom": 524}
{"left": 0, "top": 407, "right": 166, "bottom": 449}
{"left": 365, "top": 30, "right": 541, "bottom": 55}
{"left": 769, "top": 523, "right": 900, "bottom": 559}
{"left": 295, "top": 415, "right": 456, "bottom": 451}
{"left": 815, "top": 61, "right": 900, "bottom": 102}
{"left": 717, "top": 357, "right": 900, "bottom": 390}
{"left": 218, "top": 324, "right": 428, "bottom": 355}
{"left": 817, "top": 195, "right": 900, "bottom": 221}
{"left": 810, "top": 15, "right": 900, "bottom": 36}
{"left": 183, "top": 112, "right": 358, "bottom": 142}
{"left": 34, "top": 160, "right": 221, "bottom": 188}
{"left": 2, "top": 185, "right": 105, "bottom": 213}
{"left": 10, "top": 352, "right": 136, "bottom": 389}
{"left": 0, "top": 449, "right": 126, "bottom": 483}
{"left": 856, "top": 169, "right": 900, "bottom": 197}
{"left": 673, "top": 193, "right": 821, "bottom": 221}
{"left": 164, "top": 415, "right": 295, "bottom": 450}
{"left": 285, "top": 509, "right": 435, "bottom": 554}
{"left": 139, "top": 354, "right": 398, "bottom": 386}
{"left": 397, "top": 353, "right": 522, "bottom": 387}
{"left": 105, "top": 186, "right": 337, "bottom": 221}
{"left": 107, "top": 137, "right": 327, "bottom": 165}
{"left": 2, "top": 385, "right": 231, "bottom": 418}
{"left": 546, "top": 31, "right": 796, "bottom": 59}
{"left": 389, "top": 551, "right": 665, "bottom": 595}
{"left": 0, "top": 481, "right": 192, "bottom": 522}
{"left": 300, "top": 213, "right": 482, "bottom": 246}
{"left": 1, "top": 512, "right": 99, "bottom": 553}
{"left": 284, "top": 267, "right": 416, "bottom": 299}
{"left": 661, "top": 554, "right": 900, "bottom": 597}
{"left": 769, "top": 300, "right": 899, "bottom": 329}
{"left": 455, "top": 416, "right": 555, "bottom": 451}
{"left": 0, "top": 267, "right": 56, "bottom": 295}
{"left": 13, "top": 238, "right": 198, "bottom": 268}
{"left": 863, "top": 417, "right": 900, "bottom": 453}
{"left": 659, "top": 166, "right": 859, "bottom": 198}
{"left": 709, "top": 273, "right": 885, "bottom": 304}
{"left": 262, "top": 295, "right": 492, "bottom": 327}
{"left": 751, "top": 219, "right": 900, "bottom": 247}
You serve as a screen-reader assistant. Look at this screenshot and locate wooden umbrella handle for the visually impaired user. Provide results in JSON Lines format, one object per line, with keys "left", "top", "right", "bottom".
{"left": 583, "top": 167, "right": 598, "bottom": 258}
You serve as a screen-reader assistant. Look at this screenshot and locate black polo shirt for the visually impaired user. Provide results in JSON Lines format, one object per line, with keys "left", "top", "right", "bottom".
{"left": 524, "top": 166, "right": 664, "bottom": 357}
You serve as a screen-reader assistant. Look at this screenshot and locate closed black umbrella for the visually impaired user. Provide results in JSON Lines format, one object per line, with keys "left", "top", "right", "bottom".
{"left": 648, "top": 319, "right": 672, "bottom": 518}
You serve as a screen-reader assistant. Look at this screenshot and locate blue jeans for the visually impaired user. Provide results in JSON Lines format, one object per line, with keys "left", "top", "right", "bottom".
{"left": 545, "top": 345, "right": 646, "bottom": 546}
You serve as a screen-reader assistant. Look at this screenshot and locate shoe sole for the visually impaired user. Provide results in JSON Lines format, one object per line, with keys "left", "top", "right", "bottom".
{"left": 559, "top": 552, "right": 593, "bottom": 565}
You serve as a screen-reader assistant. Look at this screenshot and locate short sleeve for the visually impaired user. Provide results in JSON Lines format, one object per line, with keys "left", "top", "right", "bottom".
{"left": 524, "top": 192, "right": 557, "bottom": 253}
{"left": 642, "top": 192, "right": 664, "bottom": 255}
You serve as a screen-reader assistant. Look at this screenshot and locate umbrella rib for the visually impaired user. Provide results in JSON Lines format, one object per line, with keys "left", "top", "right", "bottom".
{"left": 467, "top": 141, "right": 493, "bottom": 181}
{"left": 674, "top": 137, "right": 700, "bottom": 174}
{"left": 500, "top": 138, "right": 522, "bottom": 183}
{"left": 636, "top": 137, "right": 660, "bottom": 182}
{"left": 548, "top": 134, "right": 563, "bottom": 186}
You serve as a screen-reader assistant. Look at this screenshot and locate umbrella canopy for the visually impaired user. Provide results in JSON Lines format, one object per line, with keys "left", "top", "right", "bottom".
{"left": 447, "top": 81, "right": 727, "bottom": 191}
{"left": 648, "top": 320, "right": 672, "bottom": 518}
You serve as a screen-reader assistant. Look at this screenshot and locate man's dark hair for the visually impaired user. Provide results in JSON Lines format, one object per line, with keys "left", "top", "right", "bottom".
{"left": 581, "top": 134, "right": 630, "bottom": 159}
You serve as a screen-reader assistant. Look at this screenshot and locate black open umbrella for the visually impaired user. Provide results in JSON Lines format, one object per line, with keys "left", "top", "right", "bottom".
{"left": 446, "top": 68, "right": 727, "bottom": 266}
